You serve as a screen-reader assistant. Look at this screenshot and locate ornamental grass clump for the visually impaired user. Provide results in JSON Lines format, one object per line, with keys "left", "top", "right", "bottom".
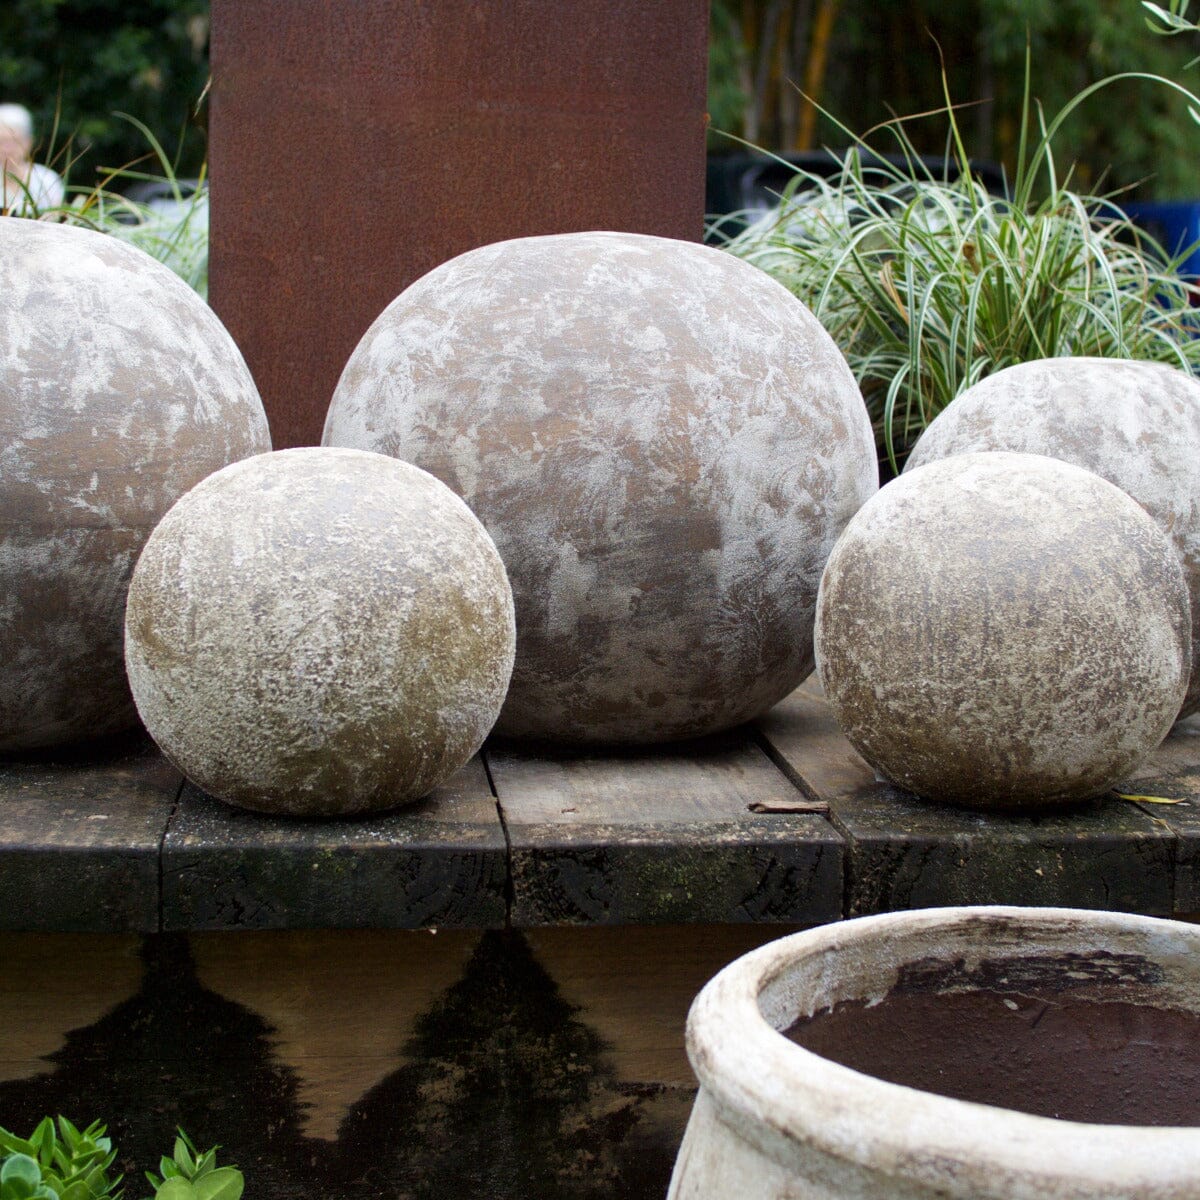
{"left": 717, "top": 64, "right": 1200, "bottom": 471}
{"left": 5, "top": 113, "right": 208, "bottom": 298}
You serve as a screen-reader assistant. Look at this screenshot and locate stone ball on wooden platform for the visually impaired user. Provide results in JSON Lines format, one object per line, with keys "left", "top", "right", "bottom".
{"left": 906, "top": 356, "right": 1200, "bottom": 719}
{"left": 815, "top": 451, "right": 1190, "bottom": 808}
{"left": 0, "top": 219, "right": 271, "bottom": 753}
{"left": 125, "top": 447, "right": 516, "bottom": 816}
{"left": 323, "top": 231, "right": 877, "bottom": 743}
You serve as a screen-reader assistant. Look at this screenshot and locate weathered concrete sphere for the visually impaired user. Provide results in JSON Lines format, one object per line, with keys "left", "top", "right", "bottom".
{"left": 815, "top": 452, "right": 1191, "bottom": 808}
{"left": 323, "top": 231, "right": 877, "bottom": 743}
{"left": 0, "top": 219, "right": 270, "bottom": 752}
{"left": 125, "top": 448, "right": 516, "bottom": 816}
{"left": 907, "top": 357, "right": 1200, "bottom": 718}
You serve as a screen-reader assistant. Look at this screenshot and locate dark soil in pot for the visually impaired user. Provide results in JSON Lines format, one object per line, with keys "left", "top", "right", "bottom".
{"left": 787, "top": 964, "right": 1200, "bottom": 1126}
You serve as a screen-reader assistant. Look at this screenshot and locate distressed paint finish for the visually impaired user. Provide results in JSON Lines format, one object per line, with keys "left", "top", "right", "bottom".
{"left": 0, "top": 220, "right": 270, "bottom": 752}
{"left": 906, "top": 357, "right": 1200, "bottom": 718}
{"left": 815, "top": 453, "right": 1190, "bottom": 808}
{"left": 325, "top": 232, "right": 877, "bottom": 743}
{"left": 208, "top": 0, "right": 709, "bottom": 449}
{"left": 670, "top": 908, "right": 1200, "bottom": 1199}
{"left": 125, "top": 448, "right": 516, "bottom": 816}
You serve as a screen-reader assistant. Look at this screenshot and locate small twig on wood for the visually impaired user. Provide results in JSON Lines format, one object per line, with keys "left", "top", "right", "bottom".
{"left": 748, "top": 800, "right": 831, "bottom": 814}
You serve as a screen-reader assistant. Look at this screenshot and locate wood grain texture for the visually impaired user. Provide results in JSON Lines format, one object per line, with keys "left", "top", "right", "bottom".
{"left": 161, "top": 757, "right": 506, "bottom": 930}
{"left": 0, "top": 733, "right": 180, "bottom": 931}
{"left": 759, "top": 681, "right": 1177, "bottom": 917}
{"left": 189, "top": 929, "right": 481, "bottom": 1140}
{"left": 527, "top": 923, "right": 796, "bottom": 1085}
{"left": 0, "top": 933, "right": 143, "bottom": 1085}
{"left": 488, "top": 732, "right": 843, "bottom": 926}
{"left": 7, "top": 686, "right": 1200, "bottom": 931}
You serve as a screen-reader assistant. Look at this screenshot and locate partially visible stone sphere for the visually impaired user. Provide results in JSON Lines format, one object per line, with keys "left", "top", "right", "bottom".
{"left": 323, "top": 231, "right": 877, "bottom": 743}
{"left": 0, "top": 219, "right": 270, "bottom": 752}
{"left": 815, "top": 452, "right": 1190, "bottom": 808}
{"left": 125, "top": 448, "right": 516, "bottom": 816}
{"left": 906, "top": 357, "right": 1200, "bottom": 718}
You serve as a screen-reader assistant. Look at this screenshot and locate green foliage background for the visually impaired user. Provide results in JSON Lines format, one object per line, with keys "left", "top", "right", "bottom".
{"left": 710, "top": 0, "right": 1200, "bottom": 199}
{"left": 2, "top": 1, "right": 1198, "bottom": 200}
{"left": 0, "top": 0, "right": 209, "bottom": 189}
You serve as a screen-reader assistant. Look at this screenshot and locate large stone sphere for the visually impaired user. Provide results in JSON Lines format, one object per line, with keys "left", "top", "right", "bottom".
{"left": 323, "top": 231, "right": 877, "bottom": 743}
{"left": 0, "top": 219, "right": 270, "bottom": 752}
{"left": 125, "top": 448, "right": 516, "bottom": 816}
{"left": 906, "top": 357, "right": 1200, "bottom": 718}
{"left": 815, "top": 452, "right": 1191, "bottom": 808}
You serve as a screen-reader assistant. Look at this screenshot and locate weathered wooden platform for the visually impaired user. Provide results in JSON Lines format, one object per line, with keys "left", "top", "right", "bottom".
{"left": 2, "top": 678, "right": 1194, "bottom": 932}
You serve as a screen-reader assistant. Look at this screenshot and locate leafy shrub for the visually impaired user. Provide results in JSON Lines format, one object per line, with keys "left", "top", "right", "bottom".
{"left": 0, "top": 1118, "right": 120, "bottom": 1200}
{"left": 0, "top": 1123, "right": 240, "bottom": 1200}
{"left": 717, "top": 65, "right": 1200, "bottom": 470}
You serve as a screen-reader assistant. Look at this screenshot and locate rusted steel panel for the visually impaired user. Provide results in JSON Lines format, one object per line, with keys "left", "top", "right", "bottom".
{"left": 209, "top": 0, "right": 710, "bottom": 449}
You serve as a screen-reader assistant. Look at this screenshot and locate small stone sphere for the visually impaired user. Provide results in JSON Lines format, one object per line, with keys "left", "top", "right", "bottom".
{"left": 125, "top": 448, "right": 516, "bottom": 816}
{"left": 815, "top": 452, "right": 1191, "bottom": 808}
{"left": 323, "top": 231, "right": 877, "bottom": 743}
{"left": 906, "top": 357, "right": 1200, "bottom": 718}
{"left": 0, "top": 219, "right": 270, "bottom": 752}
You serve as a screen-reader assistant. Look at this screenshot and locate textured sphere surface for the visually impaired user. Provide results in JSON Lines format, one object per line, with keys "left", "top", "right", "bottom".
{"left": 906, "top": 357, "right": 1200, "bottom": 718}
{"left": 125, "top": 448, "right": 516, "bottom": 816}
{"left": 815, "top": 452, "right": 1191, "bottom": 808}
{"left": 324, "top": 231, "right": 877, "bottom": 743}
{"left": 0, "top": 219, "right": 270, "bottom": 751}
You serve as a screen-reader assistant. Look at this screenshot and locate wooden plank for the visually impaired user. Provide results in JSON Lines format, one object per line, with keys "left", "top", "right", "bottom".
{"left": 0, "top": 734, "right": 179, "bottom": 932}
{"left": 0, "top": 932, "right": 143, "bottom": 1083}
{"left": 527, "top": 923, "right": 795, "bottom": 1086}
{"left": 488, "top": 731, "right": 844, "bottom": 926}
{"left": 0, "top": 924, "right": 768, "bottom": 1200}
{"left": 1117, "top": 713, "right": 1200, "bottom": 911}
{"left": 758, "top": 680, "right": 1177, "bottom": 917}
{"left": 161, "top": 756, "right": 506, "bottom": 930}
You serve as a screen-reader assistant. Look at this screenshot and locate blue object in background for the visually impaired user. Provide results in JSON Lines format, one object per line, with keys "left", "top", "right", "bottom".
{"left": 1123, "top": 200, "right": 1200, "bottom": 279}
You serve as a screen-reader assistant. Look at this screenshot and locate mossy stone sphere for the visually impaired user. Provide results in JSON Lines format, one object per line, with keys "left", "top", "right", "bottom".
{"left": 816, "top": 452, "right": 1190, "bottom": 808}
{"left": 0, "top": 219, "right": 270, "bottom": 752}
{"left": 907, "top": 357, "right": 1200, "bottom": 718}
{"left": 125, "top": 448, "right": 516, "bottom": 816}
{"left": 323, "top": 231, "right": 876, "bottom": 743}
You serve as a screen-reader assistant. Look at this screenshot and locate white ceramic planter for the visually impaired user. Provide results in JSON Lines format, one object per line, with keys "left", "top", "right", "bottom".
{"left": 669, "top": 907, "right": 1200, "bottom": 1200}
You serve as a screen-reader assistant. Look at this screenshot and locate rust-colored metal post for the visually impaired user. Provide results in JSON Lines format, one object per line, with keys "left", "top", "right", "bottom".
{"left": 208, "top": 0, "right": 710, "bottom": 449}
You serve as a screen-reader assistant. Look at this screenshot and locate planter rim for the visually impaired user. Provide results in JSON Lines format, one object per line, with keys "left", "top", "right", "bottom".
{"left": 686, "top": 905, "right": 1200, "bottom": 1196}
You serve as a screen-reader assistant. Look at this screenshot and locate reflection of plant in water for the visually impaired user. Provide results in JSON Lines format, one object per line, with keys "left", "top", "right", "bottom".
{"left": 718, "top": 58, "right": 1200, "bottom": 472}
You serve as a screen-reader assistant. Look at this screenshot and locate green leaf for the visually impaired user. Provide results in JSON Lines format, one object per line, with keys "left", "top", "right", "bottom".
{"left": 191, "top": 1171, "right": 241, "bottom": 1200}
{"left": 153, "top": 1180, "right": 194, "bottom": 1200}
{"left": 3, "top": 1155, "right": 43, "bottom": 1194}
{"left": 171, "top": 1143, "right": 193, "bottom": 1180}
{"left": 52, "top": 1124, "right": 77, "bottom": 1157}
{"left": 30, "top": 1122, "right": 54, "bottom": 1169}
{"left": 0, "top": 1132, "right": 37, "bottom": 1160}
